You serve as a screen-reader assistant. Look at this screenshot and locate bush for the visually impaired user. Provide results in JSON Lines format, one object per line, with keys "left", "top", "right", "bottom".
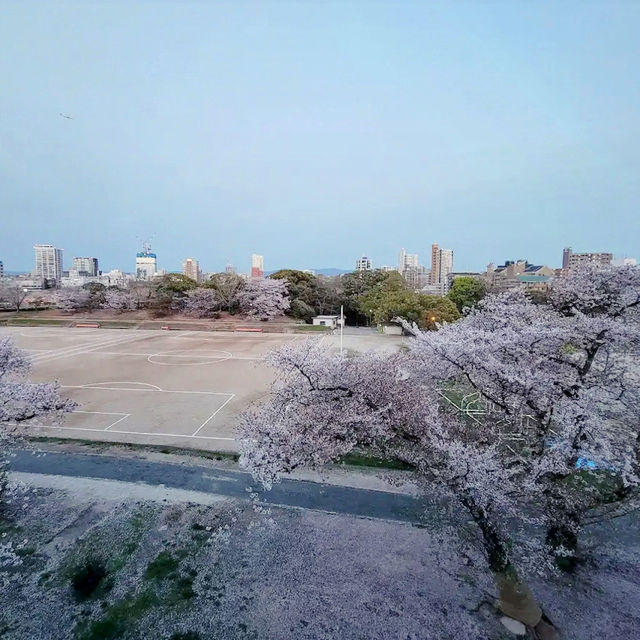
{"left": 290, "top": 299, "right": 316, "bottom": 323}
{"left": 144, "top": 551, "right": 178, "bottom": 580}
{"left": 70, "top": 558, "right": 108, "bottom": 600}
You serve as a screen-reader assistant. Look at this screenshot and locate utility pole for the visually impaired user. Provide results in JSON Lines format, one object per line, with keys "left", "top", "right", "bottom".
{"left": 340, "top": 305, "right": 344, "bottom": 356}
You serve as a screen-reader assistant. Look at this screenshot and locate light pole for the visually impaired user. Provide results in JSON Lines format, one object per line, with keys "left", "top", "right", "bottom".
{"left": 340, "top": 304, "right": 344, "bottom": 356}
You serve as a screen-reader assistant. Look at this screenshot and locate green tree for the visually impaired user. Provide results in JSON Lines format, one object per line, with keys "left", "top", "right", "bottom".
{"left": 203, "top": 272, "right": 245, "bottom": 312}
{"left": 82, "top": 281, "right": 107, "bottom": 310}
{"left": 342, "top": 269, "right": 402, "bottom": 325}
{"left": 447, "top": 276, "right": 486, "bottom": 313}
{"left": 151, "top": 273, "right": 198, "bottom": 316}
{"left": 270, "top": 270, "right": 318, "bottom": 311}
{"left": 270, "top": 270, "right": 344, "bottom": 321}
{"left": 420, "top": 295, "right": 460, "bottom": 329}
{"left": 290, "top": 299, "right": 316, "bottom": 322}
{"left": 358, "top": 274, "right": 460, "bottom": 330}
{"left": 155, "top": 273, "right": 198, "bottom": 295}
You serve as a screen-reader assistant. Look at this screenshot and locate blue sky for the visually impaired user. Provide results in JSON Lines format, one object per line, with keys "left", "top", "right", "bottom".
{"left": 1, "top": 1, "right": 638, "bottom": 274}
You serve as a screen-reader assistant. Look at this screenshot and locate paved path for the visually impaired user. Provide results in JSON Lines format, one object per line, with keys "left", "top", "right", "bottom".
{"left": 9, "top": 449, "right": 425, "bottom": 524}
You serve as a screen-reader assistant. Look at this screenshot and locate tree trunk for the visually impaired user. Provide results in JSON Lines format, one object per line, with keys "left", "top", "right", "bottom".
{"left": 544, "top": 487, "right": 580, "bottom": 572}
{"left": 459, "top": 494, "right": 546, "bottom": 628}
{"left": 546, "top": 511, "right": 579, "bottom": 572}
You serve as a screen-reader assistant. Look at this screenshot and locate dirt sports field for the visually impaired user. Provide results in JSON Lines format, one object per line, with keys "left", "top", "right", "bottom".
{"left": 3, "top": 326, "right": 310, "bottom": 451}
{"left": 3, "top": 326, "right": 403, "bottom": 451}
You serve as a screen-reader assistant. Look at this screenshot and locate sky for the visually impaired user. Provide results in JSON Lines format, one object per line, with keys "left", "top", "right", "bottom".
{"left": 1, "top": 1, "right": 639, "bottom": 274}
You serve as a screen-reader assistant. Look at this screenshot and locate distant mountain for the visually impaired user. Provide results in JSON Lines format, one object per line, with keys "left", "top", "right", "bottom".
{"left": 313, "top": 268, "right": 350, "bottom": 276}
{"left": 265, "top": 268, "right": 350, "bottom": 277}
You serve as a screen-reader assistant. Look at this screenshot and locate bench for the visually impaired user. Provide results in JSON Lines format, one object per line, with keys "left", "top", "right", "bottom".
{"left": 236, "top": 327, "right": 263, "bottom": 332}
{"left": 75, "top": 323, "right": 100, "bottom": 328}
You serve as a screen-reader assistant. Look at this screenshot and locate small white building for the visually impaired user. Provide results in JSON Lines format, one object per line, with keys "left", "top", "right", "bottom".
{"left": 312, "top": 315, "right": 340, "bottom": 329}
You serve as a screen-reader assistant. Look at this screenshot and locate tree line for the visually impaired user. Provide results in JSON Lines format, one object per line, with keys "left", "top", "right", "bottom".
{"left": 0, "top": 269, "right": 487, "bottom": 328}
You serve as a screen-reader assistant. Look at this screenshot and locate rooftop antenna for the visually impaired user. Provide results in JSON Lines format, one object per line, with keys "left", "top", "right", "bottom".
{"left": 136, "top": 235, "right": 154, "bottom": 254}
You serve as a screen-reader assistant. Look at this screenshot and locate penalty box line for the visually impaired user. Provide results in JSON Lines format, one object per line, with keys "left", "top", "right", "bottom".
{"left": 60, "top": 384, "right": 236, "bottom": 438}
{"left": 73, "top": 409, "right": 131, "bottom": 431}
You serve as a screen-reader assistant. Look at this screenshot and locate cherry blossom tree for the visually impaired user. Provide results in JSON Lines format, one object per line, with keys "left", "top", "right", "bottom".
{"left": 102, "top": 289, "right": 138, "bottom": 313}
{"left": 237, "top": 278, "right": 290, "bottom": 319}
{"left": 179, "top": 288, "right": 221, "bottom": 317}
{"left": 0, "top": 285, "right": 29, "bottom": 312}
{"left": 239, "top": 266, "right": 640, "bottom": 636}
{"left": 238, "top": 338, "right": 547, "bottom": 630}
{"left": 1, "top": 336, "right": 75, "bottom": 503}
{"left": 54, "top": 288, "right": 93, "bottom": 312}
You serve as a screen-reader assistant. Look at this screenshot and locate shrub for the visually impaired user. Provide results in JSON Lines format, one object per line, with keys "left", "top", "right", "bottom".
{"left": 70, "top": 558, "right": 108, "bottom": 600}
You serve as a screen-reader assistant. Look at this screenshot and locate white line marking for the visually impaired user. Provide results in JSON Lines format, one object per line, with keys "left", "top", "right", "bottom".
{"left": 76, "top": 381, "right": 163, "bottom": 391}
{"left": 29, "top": 334, "right": 127, "bottom": 361}
{"left": 74, "top": 410, "right": 129, "bottom": 416}
{"left": 104, "top": 414, "right": 131, "bottom": 431}
{"left": 34, "top": 425, "right": 236, "bottom": 441}
{"left": 191, "top": 394, "right": 235, "bottom": 436}
{"left": 79, "top": 351, "right": 265, "bottom": 361}
{"left": 31, "top": 333, "right": 148, "bottom": 363}
{"left": 147, "top": 349, "right": 232, "bottom": 366}
{"left": 61, "top": 384, "right": 233, "bottom": 396}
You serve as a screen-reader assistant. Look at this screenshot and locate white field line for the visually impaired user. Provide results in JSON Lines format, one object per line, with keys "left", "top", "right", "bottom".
{"left": 33, "top": 424, "right": 235, "bottom": 441}
{"left": 31, "top": 333, "right": 149, "bottom": 364}
{"left": 74, "top": 410, "right": 129, "bottom": 415}
{"left": 29, "top": 334, "right": 130, "bottom": 362}
{"left": 74, "top": 381, "right": 163, "bottom": 391}
{"left": 71, "top": 410, "right": 131, "bottom": 432}
{"left": 191, "top": 394, "right": 235, "bottom": 436}
{"left": 103, "top": 414, "right": 132, "bottom": 431}
{"left": 94, "top": 351, "right": 265, "bottom": 361}
{"left": 61, "top": 384, "right": 234, "bottom": 396}
{"left": 29, "top": 340, "right": 107, "bottom": 362}
{"left": 147, "top": 350, "right": 232, "bottom": 366}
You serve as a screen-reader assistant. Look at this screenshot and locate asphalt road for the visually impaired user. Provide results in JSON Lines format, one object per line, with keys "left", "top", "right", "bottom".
{"left": 9, "top": 449, "right": 425, "bottom": 524}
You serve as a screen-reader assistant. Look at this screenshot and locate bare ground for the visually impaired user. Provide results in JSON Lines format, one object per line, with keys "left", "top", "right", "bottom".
{"left": 1, "top": 474, "right": 638, "bottom": 640}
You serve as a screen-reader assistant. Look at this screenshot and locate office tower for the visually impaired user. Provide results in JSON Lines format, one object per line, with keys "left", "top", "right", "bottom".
{"left": 135, "top": 243, "right": 158, "bottom": 280}
{"left": 430, "top": 244, "right": 454, "bottom": 293}
{"left": 182, "top": 258, "right": 200, "bottom": 282}
{"left": 34, "top": 244, "right": 63, "bottom": 287}
{"left": 251, "top": 254, "right": 264, "bottom": 278}
{"left": 398, "top": 248, "right": 419, "bottom": 272}
{"left": 72, "top": 257, "right": 99, "bottom": 276}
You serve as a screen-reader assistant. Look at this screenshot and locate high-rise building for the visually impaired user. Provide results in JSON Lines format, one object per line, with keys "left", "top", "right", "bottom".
{"left": 34, "top": 244, "right": 63, "bottom": 287}
{"left": 72, "top": 257, "right": 99, "bottom": 277}
{"left": 562, "top": 247, "right": 612, "bottom": 272}
{"left": 0, "top": 260, "right": 4, "bottom": 279}
{"left": 182, "top": 258, "right": 200, "bottom": 282}
{"left": 613, "top": 257, "right": 637, "bottom": 267}
{"left": 429, "top": 244, "right": 454, "bottom": 293}
{"left": 135, "top": 243, "right": 158, "bottom": 280}
{"left": 225, "top": 263, "right": 236, "bottom": 274}
{"left": 356, "top": 255, "right": 372, "bottom": 271}
{"left": 397, "top": 248, "right": 421, "bottom": 290}
{"left": 251, "top": 254, "right": 264, "bottom": 278}
{"left": 398, "top": 248, "right": 419, "bottom": 272}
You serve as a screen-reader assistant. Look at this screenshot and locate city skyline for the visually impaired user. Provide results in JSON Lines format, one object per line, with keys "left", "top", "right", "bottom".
{"left": 2, "top": 2, "right": 639, "bottom": 275}
{"left": 0, "top": 239, "right": 635, "bottom": 277}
